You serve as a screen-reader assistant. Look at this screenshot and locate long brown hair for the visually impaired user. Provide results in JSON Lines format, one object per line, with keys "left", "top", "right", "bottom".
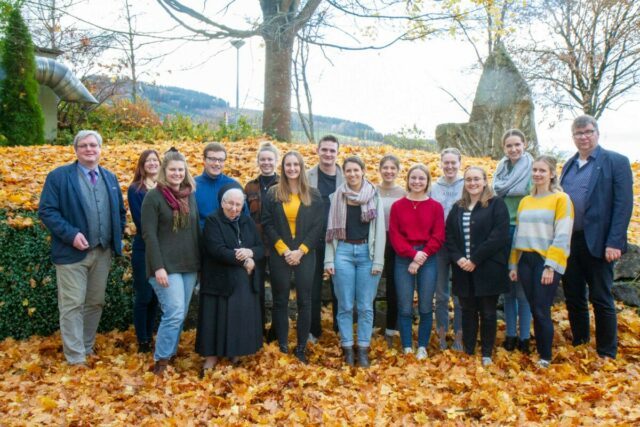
{"left": 458, "top": 166, "right": 495, "bottom": 209}
{"left": 157, "top": 150, "right": 196, "bottom": 190}
{"left": 276, "top": 151, "right": 312, "bottom": 206}
{"left": 130, "top": 149, "right": 160, "bottom": 191}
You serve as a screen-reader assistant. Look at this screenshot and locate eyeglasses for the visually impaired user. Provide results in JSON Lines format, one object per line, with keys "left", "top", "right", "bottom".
{"left": 573, "top": 129, "right": 596, "bottom": 138}
{"left": 205, "top": 156, "right": 225, "bottom": 164}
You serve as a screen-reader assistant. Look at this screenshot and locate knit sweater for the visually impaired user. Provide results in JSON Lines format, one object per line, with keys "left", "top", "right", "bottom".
{"left": 388, "top": 197, "right": 445, "bottom": 258}
{"left": 509, "top": 192, "right": 574, "bottom": 274}
{"left": 141, "top": 189, "right": 201, "bottom": 278}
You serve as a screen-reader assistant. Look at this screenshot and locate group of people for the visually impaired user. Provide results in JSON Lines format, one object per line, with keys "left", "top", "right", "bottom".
{"left": 38, "top": 114, "right": 633, "bottom": 374}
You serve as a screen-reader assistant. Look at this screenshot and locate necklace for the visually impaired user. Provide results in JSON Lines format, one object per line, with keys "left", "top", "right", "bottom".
{"left": 260, "top": 175, "right": 277, "bottom": 192}
{"left": 407, "top": 195, "right": 428, "bottom": 210}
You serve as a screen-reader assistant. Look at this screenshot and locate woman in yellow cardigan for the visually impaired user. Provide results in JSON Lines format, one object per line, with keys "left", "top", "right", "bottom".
{"left": 509, "top": 155, "right": 574, "bottom": 369}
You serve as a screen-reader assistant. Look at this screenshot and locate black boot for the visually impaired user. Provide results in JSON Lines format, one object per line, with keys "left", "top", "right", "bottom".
{"left": 357, "top": 346, "right": 370, "bottom": 368}
{"left": 138, "top": 341, "right": 152, "bottom": 353}
{"left": 343, "top": 346, "right": 355, "bottom": 367}
{"left": 518, "top": 338, "right": 531, "bottom": 355}
{"left": 294, "top": 345, "right": 308, "bottom": 364}
{"left": 503, "top": 336, "right": 518, "bottom": 352}
{"left": 278, "top": 342, "right": 288, "bottom": 354}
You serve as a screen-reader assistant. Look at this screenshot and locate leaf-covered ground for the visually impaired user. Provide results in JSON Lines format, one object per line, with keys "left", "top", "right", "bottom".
{"left": 1, "top": 139, "right": 639, "bottom": 242}
{"left": 1, "top": 307, "right": 640, "bottom": 425}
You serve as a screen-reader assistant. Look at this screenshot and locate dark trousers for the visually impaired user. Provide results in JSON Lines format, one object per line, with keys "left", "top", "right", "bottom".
{"left": 563, "top": 231, "right": 617, "bottom": 358}
{"left": 518, "top": 252, "right": 560, "bottom": 361}
{"left": 383, "top": 237, "right": 398, "bottom": 331}
{"left": 131, "top": 248, "right": 158, "bottom": 344}
{"left": 458, "top": 294, "right": 499, "bottom": 358}
{"left": 270, "top": 250, "right": 316, "bottom": 348}
{"left": 311, "top": 244, "right": 337, "bottom": 337}
{"left": 255, "top": 256, "right": 268, "bottom": 335}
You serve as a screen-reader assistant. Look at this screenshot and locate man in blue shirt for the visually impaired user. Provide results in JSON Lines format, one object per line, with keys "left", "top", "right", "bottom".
{"left": 194, "top": 142, "right": 248, "bottom": 228}
{"left": 39, "top": 130, "right": 126, "bottom": 366}
{"left": 560, "top": 115, "right": 633, "bottom": 359}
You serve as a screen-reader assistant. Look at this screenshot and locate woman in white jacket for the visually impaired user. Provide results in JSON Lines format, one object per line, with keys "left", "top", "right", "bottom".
{"left": 324, "top": 156, "right": 386, "bottom": 368}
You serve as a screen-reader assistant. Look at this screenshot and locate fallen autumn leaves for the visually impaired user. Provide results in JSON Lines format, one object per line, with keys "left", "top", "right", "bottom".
{"left": 1, "top": 306, "right": 640, "bottom": 425}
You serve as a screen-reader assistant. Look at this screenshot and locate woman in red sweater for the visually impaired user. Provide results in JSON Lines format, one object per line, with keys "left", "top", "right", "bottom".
{"left": 389, "top": 164, "right": 445, "bottom": 359}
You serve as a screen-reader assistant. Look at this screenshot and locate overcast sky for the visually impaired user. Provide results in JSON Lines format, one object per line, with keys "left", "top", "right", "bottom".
{"left": 65, "top": 0, "right": 640, "bottom": 161}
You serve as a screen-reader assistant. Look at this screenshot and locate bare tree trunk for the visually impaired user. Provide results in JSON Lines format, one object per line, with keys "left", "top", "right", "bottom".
{"left": 263, "top": 34, "right": 294, "bottom": 141}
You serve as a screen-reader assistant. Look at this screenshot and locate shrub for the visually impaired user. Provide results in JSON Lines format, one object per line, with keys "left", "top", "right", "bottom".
{"left": 0, "top": 210, "right": 134, "bottom": 340}
{"left": 0, "top": 6, "right": 44, "bottom": 146}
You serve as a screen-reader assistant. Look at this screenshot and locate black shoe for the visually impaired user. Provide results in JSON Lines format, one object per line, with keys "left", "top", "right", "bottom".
{"left": 343, "top": 346, "right": 355, "bottom": 367}
{"left": 278, "top": 342, "right": 288, "bottom": 354}
{"left": 294, "top": 345, "right": 308, "bottom": 364}
{"left": 518, "top": 338, "right": 531, "bottom": 354}
{"left": 357, "top": 346, "right": 370, "bottom": 368}
{"left": 503, "top": 336, "right": 518, "bottom": 352}
{"left": 138, "top": 341, "right": 152, "bottom": 353}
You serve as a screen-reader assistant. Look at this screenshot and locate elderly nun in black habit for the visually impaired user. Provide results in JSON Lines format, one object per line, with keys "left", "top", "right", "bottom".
{"left": 196, "top": 183, "right": 265, "bottom": 373}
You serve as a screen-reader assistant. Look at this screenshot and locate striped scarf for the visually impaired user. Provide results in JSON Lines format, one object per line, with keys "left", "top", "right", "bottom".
{"left": 326, "top": 180, "right": 377, "bottom": 242}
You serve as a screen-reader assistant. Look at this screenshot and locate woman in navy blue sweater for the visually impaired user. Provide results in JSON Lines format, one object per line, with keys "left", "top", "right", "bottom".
{"left": 127, "top": 149, "right": 160, "bottom": 353}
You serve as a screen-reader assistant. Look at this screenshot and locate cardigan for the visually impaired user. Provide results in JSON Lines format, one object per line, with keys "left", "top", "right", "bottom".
{"left": 261, "top": 187, "right": 324, "bottom": 252}
{"left": 201, "top": 209, "right": 265, "bottom": 296}
{"left": 324, "top": 192, "right": 387, "bottom": 271}
{"left": 445, "top": 197, "right": 511, "bottom": 297}
{"left": 141, "top": 189, "right": 201, "bottom": 278}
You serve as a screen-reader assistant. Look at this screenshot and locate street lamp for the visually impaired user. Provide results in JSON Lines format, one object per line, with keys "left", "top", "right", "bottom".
{"left": 230, "top": 39, "right": 245, "bottom": 124}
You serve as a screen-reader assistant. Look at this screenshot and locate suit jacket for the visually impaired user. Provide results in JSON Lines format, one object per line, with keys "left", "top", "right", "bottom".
{"left": 261, "top": 187, "right": 324, "bottom": 252}
{"left": 201, "top": 209, "right": 265, "bottom": 296}
{"left": 560, "top": 146, "right": 633, "bottom": 257}
{"left": 445, "top": 197, "right": 511, "bottom": 297}
{"left": 39, "top": 161, "right": 126, "bottom": 264}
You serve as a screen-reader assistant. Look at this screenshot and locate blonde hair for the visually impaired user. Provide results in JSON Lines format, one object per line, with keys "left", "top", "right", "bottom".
{"left": 276, "top": 151, "right": 313, "bottom": 206}
{"left": 531, "top": 155, "right": 562, "bottom": 195}
{"left": 256, "top": 141, "right": 279, "bottom": 162}
{"left": 405, "top": 163, "right": 431, "bottom": 194}
{"left": 458, "top": 166, "right": 494, "bottom": 209}
{"left": 157, "top": 150, "right": 196, "bottom": 190}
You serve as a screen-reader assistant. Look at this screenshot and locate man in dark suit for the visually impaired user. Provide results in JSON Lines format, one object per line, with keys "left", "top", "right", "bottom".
{"left": 560, "top": 115, "right": 633, "bottom": 359}
{"left": 39, "top": 130, "right": 126, "bottom": 366}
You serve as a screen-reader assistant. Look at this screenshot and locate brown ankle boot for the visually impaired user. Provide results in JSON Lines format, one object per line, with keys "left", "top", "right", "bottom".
{"left": 153, "top": 359, "right": 169, "bottom": 375}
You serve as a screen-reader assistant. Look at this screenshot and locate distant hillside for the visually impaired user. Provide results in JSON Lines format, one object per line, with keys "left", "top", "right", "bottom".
{"left": 136, "top": 82, "right": 383, "bottom": 141}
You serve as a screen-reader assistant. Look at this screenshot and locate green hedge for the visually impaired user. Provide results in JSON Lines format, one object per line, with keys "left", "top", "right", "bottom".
{"left": 0, "top": 210, "right": 134, "bottom": 340}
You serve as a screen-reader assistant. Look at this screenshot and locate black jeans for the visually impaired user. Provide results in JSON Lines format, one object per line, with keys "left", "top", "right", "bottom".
{"left": 383, "top": 237, "right": 398, "bottom": 331}
{"left": 458, "top": 294, "right": 499, "bottom": 358}
{"left": 270, "top": 250, "right": 316, "bottom": 348}
{"left": 311, "top": 244, "right": 338, "bottom": 337}
{"left": 131, "top": 246, "right": 158, "bottom": 344}
{"left": 518, "top": 252, "right": 560, "bottom": 361}
{"left": 563, "top": 231, "right": 617, "bottom": 358}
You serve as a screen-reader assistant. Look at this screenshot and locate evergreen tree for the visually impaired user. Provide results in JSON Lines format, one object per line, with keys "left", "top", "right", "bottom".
{"left": 0, "top": 5, "right": 44, "bottom": 146}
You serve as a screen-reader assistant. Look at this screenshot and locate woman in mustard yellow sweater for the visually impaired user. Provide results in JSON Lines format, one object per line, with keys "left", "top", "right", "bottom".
{"left": 509, "top": 155, "right": 574, "bottom": 368}
{"left": 261, "top": 151, "right": 324, "bottom": 363}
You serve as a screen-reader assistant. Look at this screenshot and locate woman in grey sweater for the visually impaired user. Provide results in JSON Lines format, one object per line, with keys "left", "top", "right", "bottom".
{"left": 141, "top": 150, "right": 201, "bottom": 375}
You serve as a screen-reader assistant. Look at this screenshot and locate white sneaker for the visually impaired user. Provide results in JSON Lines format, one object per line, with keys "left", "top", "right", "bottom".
{"left": 308, "top": 333, "right": 318, "bottom": 345}
{"left": 403, "top": 347, "right": 413, "bottom": 355}
{"left": 416, "top": 347, "right": 428, "bottom": 360}
{"left": 482, "top": 357, "right": 492, "bottom": 366}
{"left": 537, "top": 359, "right": 550, "bottom": 369}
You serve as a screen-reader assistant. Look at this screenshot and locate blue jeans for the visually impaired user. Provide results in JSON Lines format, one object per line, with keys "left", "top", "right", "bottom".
{"left": 131, "top": 247, "right": 158, "bottom": 344}
{"left": 333, "top": 242, "right": 381, "bottom": 347}
{"left": 504, "top": 225, "right": 532, "bottom": 339}
{"left": 435, "top": 247, "right": 461, "bottom": 334}
{"left": 150, "top": 272, "right": 197, "bottom": 361}
{"left": 518, "top": 252, "right": 560, "bottom": 361}
{"left": 395, "top": 254, "right": 437, "bottom": 348}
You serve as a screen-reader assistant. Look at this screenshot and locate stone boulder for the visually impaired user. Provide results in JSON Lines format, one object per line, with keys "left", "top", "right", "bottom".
{"left": 436, "top": 43, "right": 538, "bottom": 159}
{"left": 615, "top": 244, "right": 640, "bottom": 281}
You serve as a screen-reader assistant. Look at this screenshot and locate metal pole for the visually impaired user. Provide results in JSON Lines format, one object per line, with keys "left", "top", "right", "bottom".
{"left": 230, "top": 39, "right": 245, "bottom": 124}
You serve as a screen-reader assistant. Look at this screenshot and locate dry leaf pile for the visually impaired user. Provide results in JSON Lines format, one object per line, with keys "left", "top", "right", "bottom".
{"left": 1, "top": 306, "right": 640, "bottom": 424}
{"left": 0, "top": 139, "right": 639, "bottom": 242}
